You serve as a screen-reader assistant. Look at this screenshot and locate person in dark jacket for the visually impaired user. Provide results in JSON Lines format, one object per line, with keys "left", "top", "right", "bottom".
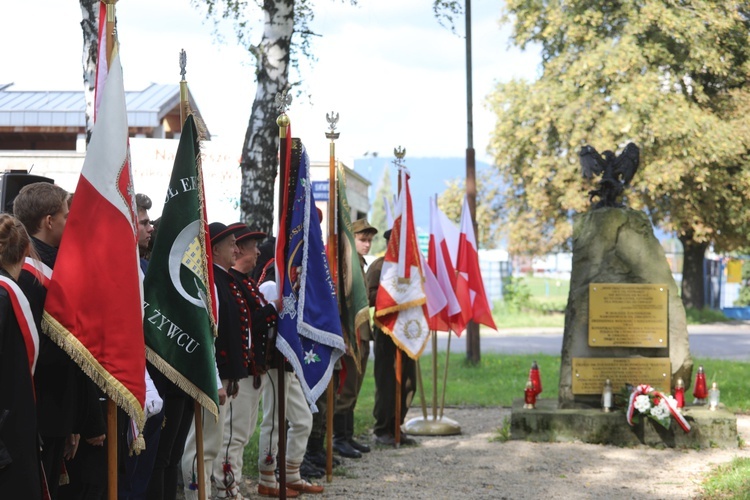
{"left": 181, "top": 222, "right": 246, "bottom": 500}
{"left": 0, "top": 213, "right": 43, "bottom": 499}
{"left": 14, "top": 182, "right": 106, "bottom": 498}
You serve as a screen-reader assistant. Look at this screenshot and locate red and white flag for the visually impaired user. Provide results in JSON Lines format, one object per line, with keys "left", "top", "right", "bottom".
{"left": 428, "top": 198, "right": 470, "bottom": 335}
{"left": 43, "top": 47, "right": 146, "bottom": 431}
{"left": 94, "top": 0, "right": 108, "bottom": 121}
{"left": 419, "top": 249, "right": 447, "bottom": 321}
{"left": 375, "top": 169, "right": 430, "bottom": 359}
{"left": 456, "top": 195, "right": 497, "bottom": 330}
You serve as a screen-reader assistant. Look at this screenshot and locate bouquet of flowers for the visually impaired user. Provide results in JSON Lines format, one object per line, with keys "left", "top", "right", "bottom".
{"left": 625, "top": 384, "right": 691, "bottom": 433}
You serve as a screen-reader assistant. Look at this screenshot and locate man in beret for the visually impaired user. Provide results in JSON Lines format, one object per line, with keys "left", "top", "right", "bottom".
{"left": 332, "top": 218, "right": 378, "bottom": 458}
{"left": 182, "top": 222, "right": 247, "bottom": 500}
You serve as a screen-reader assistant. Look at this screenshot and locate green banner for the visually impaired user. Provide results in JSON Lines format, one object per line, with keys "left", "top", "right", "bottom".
{"left": 143, "top": 115, "right": 219, "bottom": 418}
{"left": 337, "top": 164, "right": 370, "bottom": 369}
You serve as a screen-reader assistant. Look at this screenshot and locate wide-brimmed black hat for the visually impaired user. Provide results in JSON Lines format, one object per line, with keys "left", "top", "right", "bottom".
{"left": 208, "top": 222, "right": 246, "bottom": 245}
{"left": 235, "top": 227, "right": 267, "bottom": 244}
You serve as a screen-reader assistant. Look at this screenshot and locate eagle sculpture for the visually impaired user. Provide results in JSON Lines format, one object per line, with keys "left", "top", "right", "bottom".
{"left": 579, "top": 142, "right": 640, "bottom": 208}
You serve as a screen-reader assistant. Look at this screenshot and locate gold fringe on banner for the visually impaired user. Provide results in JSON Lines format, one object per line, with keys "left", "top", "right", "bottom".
{"left": 42, "top": 312, "right": 146, "bottom": 432}
{"left": 145, "top": 348, "right": 219, "bottom": 421}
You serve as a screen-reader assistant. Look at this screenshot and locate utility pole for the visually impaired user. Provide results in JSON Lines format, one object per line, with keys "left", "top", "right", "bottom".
{"left": 464, "top": 0, "right": 480, "bottom": 365}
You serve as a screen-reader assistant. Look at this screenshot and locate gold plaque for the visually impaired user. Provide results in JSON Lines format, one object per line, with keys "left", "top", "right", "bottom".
{"left": 589, "top": 283, "right": 668, "bottom": 348}
{"left": 572, "top": 357, "right": 671, "bottom": 395}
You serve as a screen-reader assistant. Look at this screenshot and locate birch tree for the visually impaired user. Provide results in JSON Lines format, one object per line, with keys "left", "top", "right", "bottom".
{"left": 198, "top": 0, "right": 464, "bottom": 233}
{"left": 79, "top": 0, "right": 98, "bottom": 144}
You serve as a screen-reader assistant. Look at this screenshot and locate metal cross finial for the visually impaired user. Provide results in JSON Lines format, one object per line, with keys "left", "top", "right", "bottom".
{"left": 325, "top": 111, "right": 340, "bottom": 141}
{"left": 179, "top": 49, "right": 187, "bottom": 80}
{"left": 275, "top": 90, "right": 293, "bottom": 114}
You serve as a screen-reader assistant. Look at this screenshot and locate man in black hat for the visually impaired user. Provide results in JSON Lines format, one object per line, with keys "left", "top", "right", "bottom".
{"left": 366, "top": 229, "right": 417, "bottom": 446}
{"left": 181, "top": 222, "right": 248, "bottom": 500}
{"left": 332, "top": 218, "right": 378, "bottom": 458}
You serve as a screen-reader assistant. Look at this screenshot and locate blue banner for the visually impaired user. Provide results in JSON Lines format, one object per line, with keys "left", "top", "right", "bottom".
{"left": 277, "top": 144, "right": 346, "bottom": 410}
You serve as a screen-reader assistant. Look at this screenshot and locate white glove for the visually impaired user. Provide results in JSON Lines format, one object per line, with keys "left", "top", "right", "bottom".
{"left": 144, "top": 369, "right": 164, "bottom": 419}
{"left": 145, "top": 388, "right": 163, "bottom": 419}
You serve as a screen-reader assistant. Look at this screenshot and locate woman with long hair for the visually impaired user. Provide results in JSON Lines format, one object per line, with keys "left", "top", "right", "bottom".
{"left": 0, "top": 213, "right": 43, "bottom": 499}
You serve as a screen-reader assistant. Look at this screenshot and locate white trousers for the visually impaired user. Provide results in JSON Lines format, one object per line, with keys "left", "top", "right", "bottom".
{"left": 213, "top": 376, "right": 263, "bottom": 496}
{"left": 181, "top": 377, "right": 262, "bottom": 500}
{"left": 257, "top": 369, "right": 312, "bottom": 484}
{"left": 181, "top": 380, "right": 228, "bottom": 500}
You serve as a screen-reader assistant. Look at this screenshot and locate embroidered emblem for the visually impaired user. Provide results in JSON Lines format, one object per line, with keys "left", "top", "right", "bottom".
{"left": 304, "top": 348, "right": 321, "bottom": 365}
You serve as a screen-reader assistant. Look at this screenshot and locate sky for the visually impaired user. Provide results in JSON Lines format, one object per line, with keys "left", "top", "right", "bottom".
{"left": 0, "top": 0, "right": 540, "bottom": 166}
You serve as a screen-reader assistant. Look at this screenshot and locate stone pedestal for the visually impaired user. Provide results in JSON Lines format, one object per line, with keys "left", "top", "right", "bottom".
{"left": 510, "top": 398, "right": 739, "bottom": 449}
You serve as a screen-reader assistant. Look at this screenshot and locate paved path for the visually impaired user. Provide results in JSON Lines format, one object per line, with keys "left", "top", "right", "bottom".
{"left": 422, "top": 322, "right": 750, "bottom": 361}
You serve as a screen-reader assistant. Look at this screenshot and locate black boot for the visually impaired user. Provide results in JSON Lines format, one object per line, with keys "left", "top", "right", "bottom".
{"left": 332, "top": 413, "right": 361, "bottom": 458}
{"left": 347, "top": 410, "right": 370, "bottom": 453}
{"left": 305, "top": 435, "right": 341, "bottom": 468}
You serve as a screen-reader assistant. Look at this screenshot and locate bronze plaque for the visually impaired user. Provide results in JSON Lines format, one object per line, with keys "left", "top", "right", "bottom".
{"left": 589, "top": 283, "right": 668, "bottom": 348}
{"left": 572, "top": 357, "right": 671, "bottom": 395}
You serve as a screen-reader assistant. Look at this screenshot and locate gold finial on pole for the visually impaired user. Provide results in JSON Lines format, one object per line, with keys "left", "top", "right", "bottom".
{"left": 275, "top": 90, "right": 293, "bottom": 138}
{"left": 179, "top": 49, "right": 189, "bottom": 124}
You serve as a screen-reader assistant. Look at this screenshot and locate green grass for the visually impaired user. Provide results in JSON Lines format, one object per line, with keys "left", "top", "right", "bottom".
{"left": 685, "top": 307, "right": 731, "bottom": 324}
{"left": 700, "top": 457, "right": 750, "bottom": 499}
{"left": 492, "top": 304, "right": 566, "bottom": 328}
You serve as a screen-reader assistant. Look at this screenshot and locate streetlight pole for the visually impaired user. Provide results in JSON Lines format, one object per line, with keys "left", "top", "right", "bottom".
{"left": 464, "top": 0, "right": 480, "bottom": 365}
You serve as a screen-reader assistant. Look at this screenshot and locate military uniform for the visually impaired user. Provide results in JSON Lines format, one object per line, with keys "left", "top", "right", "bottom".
{"left": 367, "top": 255, "right": 416, "bottom": 441}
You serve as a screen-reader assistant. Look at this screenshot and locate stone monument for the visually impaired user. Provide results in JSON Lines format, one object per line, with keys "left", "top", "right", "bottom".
{"left": 560, "top": 142, "right": 692, "bottom": 407}
{"left": 510, "top": 143, "right": 737, "bottom": 448}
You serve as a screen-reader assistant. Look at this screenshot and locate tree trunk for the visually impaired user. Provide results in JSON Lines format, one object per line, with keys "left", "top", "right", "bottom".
{"left": 239, "top": 0, "right": 294, "bottom": 233}
{"left": 679, "top": 234, "right": 709, "bottom": 310}
{"left": 80, "top": 0, "right": 98, "bottom": 145}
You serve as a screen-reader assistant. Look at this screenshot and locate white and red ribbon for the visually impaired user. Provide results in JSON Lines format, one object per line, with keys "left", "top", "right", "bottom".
{"left": 23, "top": 257, "right": 53, "bottom": 289}
{"left": 627, "top": 384, "right": 691, "bottom": 433}
{"left": 0, "top": 275, "right": 40, "bottom": 375}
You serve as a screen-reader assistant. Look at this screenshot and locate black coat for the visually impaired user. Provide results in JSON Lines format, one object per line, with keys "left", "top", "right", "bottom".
{"left": 229, "top": 268, "right": 278, "bottom": 375}
{"left": 0, "top": 271, "right": 42, "bottom": 499}
{"left": 213, "top": 265, "right": 251, "bottom": 380}
{"left": 17, "top": 238, "right": 104, "bottom": 440}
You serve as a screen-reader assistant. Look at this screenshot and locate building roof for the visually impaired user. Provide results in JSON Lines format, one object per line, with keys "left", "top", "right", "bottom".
{"left": 0, "top": 82, "right": 206, "bottom": 134}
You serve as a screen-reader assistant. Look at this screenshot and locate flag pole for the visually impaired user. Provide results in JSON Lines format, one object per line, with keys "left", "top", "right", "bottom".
{"left": 324, "top": 112, "right": 340, "bottom": 482}
{"left": 177, "top": 49, "right": 208, "bottom": 500}
{"left": 103, "top": 3, "right": 118, "bottom": 499}
{"left": 415, "top": 360, "right": 429, "bottom": 419}
{"left": 276, "top": 90, "right": 292, "bottom": 500}
{"left": 439, "top": 331, "right": 453, "bottom": 418}
{"left": 393, "top": 146, "right": 406, "bottom": 448}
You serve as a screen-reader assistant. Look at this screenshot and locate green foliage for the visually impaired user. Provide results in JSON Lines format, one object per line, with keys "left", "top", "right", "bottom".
{"left": 700, "top": 457, "right": 750, "bottom": 499}
{"left": 501, "top": 276, "right": 532, "bottom": 312}
{"left": 735, "top": 261, "right": 750, "bottom": 306}
{"left": 490, "top": 417, "right": 511, "bottom": 442}
{"left": 685, "top": 307, "right": 729, "bottom": 324}
{"left": 490, "top": 1, "right": 750, "bottom": 295}
{"left": 438, "top": 169, "right": 503, "bottom": 249}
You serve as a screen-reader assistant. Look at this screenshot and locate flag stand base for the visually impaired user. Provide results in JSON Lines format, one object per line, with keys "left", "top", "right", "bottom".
{"left": 404, "top": 415, "right": 461, "bottom": 436}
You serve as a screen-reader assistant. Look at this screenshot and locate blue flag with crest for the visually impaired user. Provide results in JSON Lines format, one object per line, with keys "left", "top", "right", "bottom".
{"left": 277, "top": 142, "right": 346, "bottom": 410}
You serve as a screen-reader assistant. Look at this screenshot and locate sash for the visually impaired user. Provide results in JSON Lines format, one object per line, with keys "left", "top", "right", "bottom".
{"left": 0, "top": 275, "right": 40, "bottom": 374}
{"left": 23, "top": 257, "right": 53, "bottom": 289}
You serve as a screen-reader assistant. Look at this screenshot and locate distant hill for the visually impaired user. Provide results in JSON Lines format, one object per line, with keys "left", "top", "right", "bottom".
{"left": 352, "top": 156, "right": 494, "bottom": 232}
